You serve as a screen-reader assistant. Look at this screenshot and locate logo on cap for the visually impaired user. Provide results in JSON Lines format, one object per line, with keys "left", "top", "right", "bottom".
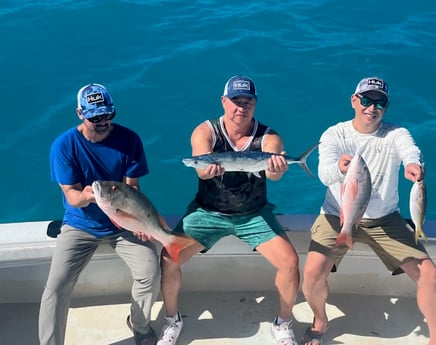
{"left": 367, "top": 78, "right": 385, "bottom": 90}
{"left": 86, "top": 92, "right": 105, "bottom": 105}
{"left": 233, "top": 80, "right": 251, "bottom": 91}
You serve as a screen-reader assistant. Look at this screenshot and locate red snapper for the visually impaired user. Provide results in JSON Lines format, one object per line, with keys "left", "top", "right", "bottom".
{"left": 336, "top": 153, "right": 372, "bottom": 249}
{"left": 92, "top": 180, "right": 197, "bottom": 263}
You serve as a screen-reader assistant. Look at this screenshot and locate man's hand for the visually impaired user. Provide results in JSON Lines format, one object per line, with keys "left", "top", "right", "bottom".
{"left": 338, "top": 154, "right": 353, "bottom": 175}
{"left": 405, "top": 163, "right": 424, "bottom": 182}
{"left": 198, "top": 163, "right": 225, "bottom": 180}
{"left": 132, "top": 231, "right": 155, "bottom": 242}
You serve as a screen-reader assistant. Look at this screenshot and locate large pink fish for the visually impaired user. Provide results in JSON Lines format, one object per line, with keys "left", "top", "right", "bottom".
{"left": 92, "top": 180, "right": 197, "bottom": 263}
{"left": 336, "top": 153, "right": 372, "bottom": 249}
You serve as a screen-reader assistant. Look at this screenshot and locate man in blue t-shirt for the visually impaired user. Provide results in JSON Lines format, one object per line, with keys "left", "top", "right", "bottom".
{"left": 39, "top": 83, "right": 159, "bottom": 345}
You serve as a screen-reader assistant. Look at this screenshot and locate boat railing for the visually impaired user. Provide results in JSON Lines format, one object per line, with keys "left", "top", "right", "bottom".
{"left": 1, "top": 215, "right": 435, "bottom": 304}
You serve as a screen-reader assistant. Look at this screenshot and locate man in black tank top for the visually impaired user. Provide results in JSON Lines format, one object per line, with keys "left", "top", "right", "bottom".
{"left": 157, "top": 76, "right": 300, "bottom": 345}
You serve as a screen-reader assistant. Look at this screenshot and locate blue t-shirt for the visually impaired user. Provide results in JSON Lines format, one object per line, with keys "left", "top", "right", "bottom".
{"left": 50, "top": 124, "right": 149, "bottom": 236}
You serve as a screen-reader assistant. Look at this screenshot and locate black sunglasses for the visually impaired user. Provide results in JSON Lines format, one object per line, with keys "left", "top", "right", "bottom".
{"left": 356, "top": 94, "right": 388, "bottom": 110}
{"left": 87, "top": 112, "right": 116, "bottom": 123}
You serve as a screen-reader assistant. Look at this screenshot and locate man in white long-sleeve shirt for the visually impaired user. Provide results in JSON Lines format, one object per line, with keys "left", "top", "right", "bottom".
{"left": 301, "top": 76, "right": 436, "bottom": 345}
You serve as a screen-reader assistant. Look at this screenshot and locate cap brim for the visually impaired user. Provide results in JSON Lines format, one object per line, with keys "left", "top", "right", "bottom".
{"left": 82, "top": 106, "right": 115, "bottom": 119}
{"left": 226, "top": 92, "right": 257, "bottom": 100}
{"left": 359, "top": 90, "right": 389, "bottom": 98}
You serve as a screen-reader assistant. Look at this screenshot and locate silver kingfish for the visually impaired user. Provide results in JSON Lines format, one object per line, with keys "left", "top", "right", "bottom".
{"left": 182, "top": 143, "right": 318, "bottom": 178}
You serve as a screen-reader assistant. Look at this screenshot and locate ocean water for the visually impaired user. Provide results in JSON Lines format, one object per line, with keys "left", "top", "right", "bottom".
{"left": 0, "top": 0, "right": 435, "bottom": 224}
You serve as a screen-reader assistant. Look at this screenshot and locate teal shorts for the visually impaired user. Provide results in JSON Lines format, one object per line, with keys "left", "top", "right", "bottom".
{"left": 173, "top": 201, "right": 285, "bottom": 251}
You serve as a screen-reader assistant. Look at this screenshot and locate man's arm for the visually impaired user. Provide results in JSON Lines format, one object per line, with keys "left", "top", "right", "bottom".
{"left": 59, "top": 183, "right": 95, "bottom": 208}
{"left": 124, "top": 176, "right": 140, "bottom": 190}
{"left": 190, "top": 122, "right": 225, "bottom": 180}
{"left": 318, "top": 128, "right": 346, "bottom": 186}
{"left": 262, "top": 132, "right": 288, "bottom": 181}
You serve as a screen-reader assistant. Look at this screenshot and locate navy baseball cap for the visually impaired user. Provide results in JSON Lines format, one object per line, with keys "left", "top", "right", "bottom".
{"left": 354, "top": 77, "right": 389, "bottom": 98}
{"left": 77, "top": 83, "right": 116, "bottom": 119}
{"left": 223, "top": 75, "right": 257, "bottom": 100}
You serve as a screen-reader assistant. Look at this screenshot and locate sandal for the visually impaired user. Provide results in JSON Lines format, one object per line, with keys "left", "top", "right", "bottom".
{"left": 301, "top": 325, "right": 328, "bottom": 345}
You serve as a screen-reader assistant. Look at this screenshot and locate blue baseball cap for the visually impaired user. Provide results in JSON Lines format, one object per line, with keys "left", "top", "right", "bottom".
{"left": 77, "top": 83, "right": 116, "bottom": 119}
{"left": 223, "top": 75, "right": 257, "bottom": 100}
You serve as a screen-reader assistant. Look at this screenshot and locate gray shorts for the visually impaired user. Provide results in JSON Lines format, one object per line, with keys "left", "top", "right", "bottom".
{"left": 309, "top": 212, "right": 429, "bottom": 274}
{"left": 173, "top": 201, "right": 285, "bottom": 251}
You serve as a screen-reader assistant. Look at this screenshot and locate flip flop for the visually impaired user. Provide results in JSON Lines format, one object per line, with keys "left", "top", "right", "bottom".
{"left": 301, "top": 326, "right": 328, "bottom": 345}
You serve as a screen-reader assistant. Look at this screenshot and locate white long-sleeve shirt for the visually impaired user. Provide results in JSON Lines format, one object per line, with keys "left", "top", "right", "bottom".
{"left": 319, "top": 120, "right": 422, "bottom": 219}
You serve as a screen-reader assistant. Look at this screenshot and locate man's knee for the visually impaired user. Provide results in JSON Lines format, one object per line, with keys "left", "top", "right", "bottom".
{"left": 419, "top": 259, "right": 436, "bottom": 284}
{"left": 303, "top": 254, "right": 332, "bottom": 284}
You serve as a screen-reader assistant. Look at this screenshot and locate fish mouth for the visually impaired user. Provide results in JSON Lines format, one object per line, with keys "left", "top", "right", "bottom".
{"left": 91, "top": 181, "right": 101, "bottom": 194}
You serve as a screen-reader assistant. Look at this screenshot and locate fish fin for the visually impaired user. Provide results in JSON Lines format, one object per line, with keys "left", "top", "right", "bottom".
{"left": 253, "top": 171, "right": 262, "bottom": 178}
{"left": 298, "top": 162, "right": 314, "bottom": 178}
{"left": 339, "top": 184, "right": 345, "bottom": 226}
{"left": 335, "top": 231, "right": 353, "bottom": 250}
{"left": 339, "top": 208, "right": 344, "bottom": 226}
{"left": 109, "top": 218, "right": 123, "bottom": 229}
{"left": 164, "top": 234, "right": 198, "bottom": 264}
{"left": 415, "top": 226, "right": 428, "bottom": 244}
{"left": 113, "top": 209, "right": 140, "bottom": 220}
{"left": 110, "top": 209, "right": 142, "bottom": 229}
{"left": 158, "top": 215, "right": 171, "bottom": 231}
{"left": 295, "top": 143, "right": 319, "bottom": 178}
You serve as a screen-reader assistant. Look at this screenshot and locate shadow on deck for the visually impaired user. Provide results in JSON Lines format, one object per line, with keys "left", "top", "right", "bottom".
{"left": 0, "top": 291, "right": 430, "bottom": 345}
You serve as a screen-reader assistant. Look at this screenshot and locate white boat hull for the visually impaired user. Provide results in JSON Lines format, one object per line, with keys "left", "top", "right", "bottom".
{"left": 1, "top": 215, "right": 435, "bottom": 303}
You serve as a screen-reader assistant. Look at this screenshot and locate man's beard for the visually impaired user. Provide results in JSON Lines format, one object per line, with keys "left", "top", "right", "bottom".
{"left": 94, "top": 124, "right": 110, "bottom": 134}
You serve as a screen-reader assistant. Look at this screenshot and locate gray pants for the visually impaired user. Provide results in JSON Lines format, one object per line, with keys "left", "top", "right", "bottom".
{"left": 38, "top": 225, "right": 160, "bottom": 345}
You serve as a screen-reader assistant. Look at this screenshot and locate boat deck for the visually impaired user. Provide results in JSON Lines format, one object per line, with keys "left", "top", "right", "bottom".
{"left": 1, "top": 216, "right": 434, "bottom": 345}
{"left": 0, "top": 291, "right": 430, "bottom": 345}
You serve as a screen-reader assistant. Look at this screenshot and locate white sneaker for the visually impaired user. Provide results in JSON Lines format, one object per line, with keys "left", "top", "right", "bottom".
{"left": 157, "top": 312, "right": 183, "bottom": 345}
{"left": 271, "top": 316, "right": 297, "bottom": 345}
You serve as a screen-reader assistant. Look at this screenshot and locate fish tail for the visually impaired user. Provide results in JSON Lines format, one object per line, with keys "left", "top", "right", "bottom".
{"left": 164, "top": 234, "right": 198, "bottom": 264}
{"left": 335, "top": 231, "right": 353, "bottom": 250}
{"left": 415, "top": 226, "right": 428, "bottom": 244}
{"left": 296, "top": 143, "right": 319, "bottom": 178}
{"left": 339, "top": 208, "right": 344, "bottom": 227}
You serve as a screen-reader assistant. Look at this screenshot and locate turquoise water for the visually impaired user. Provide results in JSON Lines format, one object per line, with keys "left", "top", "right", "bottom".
{"left": 1, "top": 0, "right": 435, "bottom": 223}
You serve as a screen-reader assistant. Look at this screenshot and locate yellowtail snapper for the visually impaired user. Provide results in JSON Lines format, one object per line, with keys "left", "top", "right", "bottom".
{"left": 410, "top": 180, "right": 428, "bottom": 244}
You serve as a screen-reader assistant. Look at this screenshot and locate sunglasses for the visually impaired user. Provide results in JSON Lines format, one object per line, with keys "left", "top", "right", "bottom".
{"left": 356, "top": 94, "right": 388, "bottom": 110}
{"left": 86, "top": 112, "right": 116, "bottom": 123}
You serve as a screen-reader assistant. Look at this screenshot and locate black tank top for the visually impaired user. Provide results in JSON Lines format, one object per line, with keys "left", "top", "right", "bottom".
{"left": 195, "top": 117, "right": 272, "bottom": 214}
